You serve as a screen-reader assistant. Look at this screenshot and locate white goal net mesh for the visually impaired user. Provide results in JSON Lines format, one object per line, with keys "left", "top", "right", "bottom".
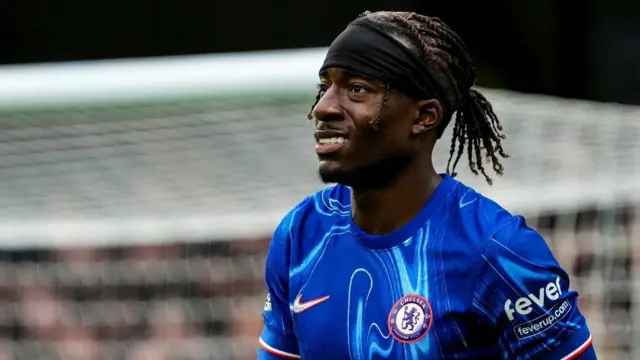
{"left": 0, "top": 48, "right": 638, "bottom": 360}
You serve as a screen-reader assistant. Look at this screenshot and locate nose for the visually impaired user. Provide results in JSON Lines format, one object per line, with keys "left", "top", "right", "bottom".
{"left": 312, "top": 86, "right": 344, "bottom": 122}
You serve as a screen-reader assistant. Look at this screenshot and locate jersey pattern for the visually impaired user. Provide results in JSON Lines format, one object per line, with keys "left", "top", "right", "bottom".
{"left": 258, "top": 175, "right": 594, "bottom": 360}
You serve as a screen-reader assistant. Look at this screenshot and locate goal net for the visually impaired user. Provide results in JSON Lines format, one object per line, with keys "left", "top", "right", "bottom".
{"left": 0, "top": 48, "right": 638, "bottom": 360}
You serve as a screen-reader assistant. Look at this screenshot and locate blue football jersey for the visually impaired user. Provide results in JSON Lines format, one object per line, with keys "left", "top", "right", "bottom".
{"left": 258, "top": 175, "right": 596, "bottom": 359}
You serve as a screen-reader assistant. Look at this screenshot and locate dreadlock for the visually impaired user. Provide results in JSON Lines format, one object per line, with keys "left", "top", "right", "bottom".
{"left": 309, "top": 11, "right": 507, "bottom": 185}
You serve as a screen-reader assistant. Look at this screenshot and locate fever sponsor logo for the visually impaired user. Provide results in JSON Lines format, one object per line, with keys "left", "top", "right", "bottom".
{"left": 514, "top": 299, "right": 572, "bottom": 339}
{"left": 504, "top": 276, "right": 563, "bottom": 321}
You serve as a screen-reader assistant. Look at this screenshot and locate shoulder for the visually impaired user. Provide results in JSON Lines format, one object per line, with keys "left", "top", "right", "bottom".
{"left": 448, "top": 179, "right": 521, "bottom": 245}
{"left": 449, "top": 179, "right": 553, "bottom": 265}
{"left": 451, "top": 181, "right": 561, "bottom": 282}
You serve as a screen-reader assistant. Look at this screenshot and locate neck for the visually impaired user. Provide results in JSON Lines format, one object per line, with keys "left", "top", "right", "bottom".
{"left": 350, "top": 156, "right": 442, "bottom": 235}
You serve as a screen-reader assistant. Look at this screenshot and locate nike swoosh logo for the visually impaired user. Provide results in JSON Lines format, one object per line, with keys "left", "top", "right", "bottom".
{"left": 291, "top": 293, "right": 330, "bottom": 314}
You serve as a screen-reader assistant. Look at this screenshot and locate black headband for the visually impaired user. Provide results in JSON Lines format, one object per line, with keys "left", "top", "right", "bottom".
{"left": 320, "top": 18, "right": 451, "bottom": 113}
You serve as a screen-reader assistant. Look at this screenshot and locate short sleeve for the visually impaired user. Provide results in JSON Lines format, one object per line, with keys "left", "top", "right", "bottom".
{"left": 258, "top": 215, "right": 300, "bottom": 359}
{"left": 472, "top": 216, "right": 595, "bottom": 359}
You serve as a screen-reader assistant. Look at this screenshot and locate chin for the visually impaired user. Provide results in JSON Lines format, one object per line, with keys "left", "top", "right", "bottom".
{"left": 318, "top": 154, "right": 413, "bottom": 190}
{"left": 317, "top": 162, "right": 383, "bottom": 189}
{"left": 318, "top": 160, "right": 350, "bottom": 185}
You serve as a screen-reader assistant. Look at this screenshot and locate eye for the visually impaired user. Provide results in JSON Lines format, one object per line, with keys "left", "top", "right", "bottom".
{"left": 317, "top": 83, "right": 329, "bottom": 95}
{"left": 349, "top": 83, "right": 370, "bottom": 93}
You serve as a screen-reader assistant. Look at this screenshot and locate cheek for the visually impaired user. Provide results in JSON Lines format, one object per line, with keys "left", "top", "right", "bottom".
{"left": 374, "top": 113, "right": 416, "bottom": 153}
{"left": 376, "top": 105, "right": 413, "bottom": 138}
{"left": 344, "top": 103, "right": 378, "bottom": 129}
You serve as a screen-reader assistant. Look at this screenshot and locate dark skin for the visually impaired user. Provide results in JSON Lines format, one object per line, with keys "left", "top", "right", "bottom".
{"left": 313, "top": 67, "right": 445, "bottom": 235}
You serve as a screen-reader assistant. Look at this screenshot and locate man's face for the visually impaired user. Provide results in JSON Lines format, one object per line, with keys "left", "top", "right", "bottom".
{"left": 312, "top": 68, "right": 422, "bottom": 189}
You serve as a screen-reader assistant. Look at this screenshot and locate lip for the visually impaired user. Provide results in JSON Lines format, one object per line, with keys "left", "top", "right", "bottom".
{"left": 314, "top": 129, "right": 349, "bottom": 156}
{"left": 314, "top": 129, "right": 349, "bottom": 142}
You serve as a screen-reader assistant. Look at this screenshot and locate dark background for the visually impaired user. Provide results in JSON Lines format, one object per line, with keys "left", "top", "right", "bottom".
{"left": 1, "top": 0, "right": 639, "bottom": 104}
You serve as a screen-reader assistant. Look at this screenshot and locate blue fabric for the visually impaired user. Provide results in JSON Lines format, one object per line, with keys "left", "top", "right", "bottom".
{"left": 258, "top": 175, "right": 595, "bottom": 359}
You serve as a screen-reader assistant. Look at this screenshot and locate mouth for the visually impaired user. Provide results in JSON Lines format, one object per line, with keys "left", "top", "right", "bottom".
{"left": 314, "top": 130, "right": 349, "bottom": 155}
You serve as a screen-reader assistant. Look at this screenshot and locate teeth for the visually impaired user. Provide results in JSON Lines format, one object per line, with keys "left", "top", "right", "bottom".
{"left": 318, "top": 137, "right": 346, "bottom": 144}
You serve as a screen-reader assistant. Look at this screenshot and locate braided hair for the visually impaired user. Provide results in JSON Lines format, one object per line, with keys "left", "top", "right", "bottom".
{"left": 308, "top": 11, "right": 507, "bottom": 185}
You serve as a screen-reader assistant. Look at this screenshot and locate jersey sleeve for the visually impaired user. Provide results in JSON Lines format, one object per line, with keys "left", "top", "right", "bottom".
{"left": 472, "top": 216, "right": 596, "bottom": 359}
{"left": 258, "top": 214, "right": 300, "bottom": 360}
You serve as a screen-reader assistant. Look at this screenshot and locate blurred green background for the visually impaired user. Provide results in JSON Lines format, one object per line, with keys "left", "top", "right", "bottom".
{"left": 1, "top": 0, "right": 639, "bottom": 104}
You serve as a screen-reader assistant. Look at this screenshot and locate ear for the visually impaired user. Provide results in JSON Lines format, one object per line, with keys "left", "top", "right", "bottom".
{"left": 411, "top": 99, "right": 443, "bottom": 136}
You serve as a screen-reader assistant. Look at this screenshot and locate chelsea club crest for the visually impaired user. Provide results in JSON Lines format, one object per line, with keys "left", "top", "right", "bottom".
{"left": 387, "top": 294, "right": 433, "bottom": 344}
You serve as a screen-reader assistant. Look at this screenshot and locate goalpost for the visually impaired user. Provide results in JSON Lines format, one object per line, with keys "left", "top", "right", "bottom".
{"left": 0, "top": 48, "right": 638, "bottom": 359}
